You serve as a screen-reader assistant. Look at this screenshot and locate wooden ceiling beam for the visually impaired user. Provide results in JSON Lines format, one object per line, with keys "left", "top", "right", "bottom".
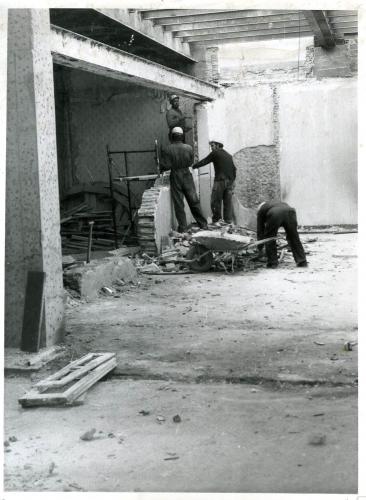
{"left": 174, "top": 20, "right": 309, "bottom": 38}
{"left": 152, "top": 10, "right": 297, "bottom": 26}
{"left": 192, "top": 31, "right": 314, "bottom": 45}
{"left": 185, "top": 26, "right": 312, "bottom": 43}
{"left": 302, "top": 10, "right": 336, "bottom": 47}
{"left": 165, "top": 13, "right": 306, "bottom": 32}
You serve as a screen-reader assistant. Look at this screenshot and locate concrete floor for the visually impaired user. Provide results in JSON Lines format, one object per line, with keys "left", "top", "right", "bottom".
{"left": 4, "top": 233, "right": 358, "bottom": 493}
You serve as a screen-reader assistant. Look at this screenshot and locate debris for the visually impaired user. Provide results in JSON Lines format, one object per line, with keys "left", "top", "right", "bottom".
{"left": 308, "top": 434, "right": 326, "bottom": 446}
{"left": 139, "top": 410, "right": 150, "bottom": 416}
{"left": 4, "top": 440, "right": 10, "bottom": 447}
{"left": 68, "top": 482, "right": 84, "bottom": 491}
{"left": 8, "top": 436, "right": 17, "bottom": 442}
{"left": 344, "top": 341, "right": 357, "bottom": 351}
{"left": 250, "top": 388, "right": 258, "bottom": 393}
{"left": 140, "top": 263, "right": 161, "bottom": 274}
{"left": 101, "top": 286, "right": 114, "bottom": 295}
{"left": 48, "top": 462, "right": 56, "bottom": 475}
{"left": 19, "top": 353, "right": 117, "bottom": 407}
{"left": 312, "top": 413, "right": 325, "bottom": 417}
{"left": 80, "top": 428, "right": 97, "bottom": 441}
{"left": 164, "top": 456, "right": 179, "bottom": 461}
{"left": 330, "top": 354, "right": 339, "bottom": 361}
{"left": 108, "top": 432, "right": 115, "bottom": 438}
{"left": 173, "top": 414, "right": 181, "bottom": 423}
{"left": 156, "top": 415, "right": 166, "bottom": 423}
{"left": 314, "top": 341, "right": 325, "bottom": 346}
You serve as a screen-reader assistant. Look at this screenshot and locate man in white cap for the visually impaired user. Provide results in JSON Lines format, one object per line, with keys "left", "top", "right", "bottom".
{"left": 257, "top": 200, "right": 308, "bottom": 269}
{"left": 191, "top": 140, "right": 236, "bottom": 224}
{"left": 166, "top": 95, "right": 191, "bottom": 141}
{"left": 161, "top": 127, "right": 207, "bottom": 233}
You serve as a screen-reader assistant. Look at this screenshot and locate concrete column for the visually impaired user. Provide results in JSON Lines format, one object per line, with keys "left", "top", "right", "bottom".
{"left": 6, "top": 9, "right": 64, "bottom": 347}
{"left": 195, "top": 103, "right": 213, "bottom": 218}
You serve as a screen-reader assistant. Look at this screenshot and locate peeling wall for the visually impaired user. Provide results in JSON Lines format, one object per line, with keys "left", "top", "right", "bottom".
{"left": 205, "top": 76, "right": 357, "bottom": 223}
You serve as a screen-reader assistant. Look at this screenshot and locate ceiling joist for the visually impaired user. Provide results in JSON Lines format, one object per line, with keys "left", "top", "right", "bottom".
{"left": 302, "top": 10, "right": 336, "bottom": 47}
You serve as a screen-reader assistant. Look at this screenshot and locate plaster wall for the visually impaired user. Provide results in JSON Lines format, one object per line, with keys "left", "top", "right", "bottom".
{"left": 6, "top": 9, "right": 64, "bottom": 347}
{"left": 278, "top": 78, "right": 357, "bottom": 225}
{"left": 206, "top": 85, "right": 274, "bottom": 155}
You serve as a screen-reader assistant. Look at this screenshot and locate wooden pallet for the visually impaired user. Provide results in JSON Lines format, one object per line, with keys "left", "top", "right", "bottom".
{"left": 18, "top": 353, "right": 116, "bottom": 407}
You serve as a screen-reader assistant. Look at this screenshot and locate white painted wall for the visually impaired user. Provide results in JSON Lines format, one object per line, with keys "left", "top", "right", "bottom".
{"left": 206, "top": 85, "right": 274, "bottom": 155}
{"left": 279, "top": 78, "right": 357, "bottom": 225}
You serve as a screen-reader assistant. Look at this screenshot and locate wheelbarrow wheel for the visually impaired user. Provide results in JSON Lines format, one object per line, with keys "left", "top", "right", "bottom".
{"left": 186, "top": 244, "right": 214, "bottom": 272}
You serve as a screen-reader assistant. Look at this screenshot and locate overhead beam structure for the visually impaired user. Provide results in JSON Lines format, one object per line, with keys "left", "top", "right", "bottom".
{"left": 152, "top": 10, "right": 296, "bottom": 26}
{"left": 175, "top": 20, "right": 309, "bottom": 39}
{"left": 164, "top": 13, "right": 307, "bottom": 32}
{"left": 302, "top": 10, "right": 336, "bottom": 47}
{"left": 49, "top": 26, "right": 218, "bottom": 101}
{"left": 185, "top": 26, "right": 313, "bottom": 44}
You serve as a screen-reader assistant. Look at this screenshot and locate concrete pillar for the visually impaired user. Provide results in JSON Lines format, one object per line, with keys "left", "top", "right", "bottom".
{"left": 191, "top": 45, "right": 220, "bottom": 83}
{"left": 195, "top": 103, "right": 213, "bottom": 218}
{"left": 5, "top": 9, "right": 64, "bottom": 347}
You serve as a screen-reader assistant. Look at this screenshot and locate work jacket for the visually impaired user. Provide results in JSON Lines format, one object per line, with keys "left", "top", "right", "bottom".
{"left": 192, "top": 149, "right": 236, "bottom": 181}
{"left": 257, "top": 201, "right": 295, "bottom": 241}
{"left": 161, "top": 141, "right": 194, "bottom": 174}
{"left": 166, "top": 108, "right": 187, "bottom": 132}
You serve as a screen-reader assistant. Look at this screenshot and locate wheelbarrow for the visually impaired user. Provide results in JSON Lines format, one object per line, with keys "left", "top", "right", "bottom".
{"left": 184, "top": 230, "right": 285, "bottom": 272}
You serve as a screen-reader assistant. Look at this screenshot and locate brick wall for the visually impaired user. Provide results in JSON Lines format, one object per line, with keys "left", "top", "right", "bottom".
{"left": 233, "top": 145, "right": 281, "bottom": 209}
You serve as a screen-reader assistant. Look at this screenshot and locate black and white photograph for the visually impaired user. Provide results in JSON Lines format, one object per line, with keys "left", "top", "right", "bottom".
{"left": 0, "top": 1, "right": 363, "bottom": 498}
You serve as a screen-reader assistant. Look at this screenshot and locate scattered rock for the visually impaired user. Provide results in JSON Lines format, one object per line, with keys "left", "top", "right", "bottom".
{"left": 80, "top": 428, "right": 97, "bottom": 441}
{"left": 9, "top": 436, "right": 18, "bottom": 442}
{"left": 4, "top": 440, "right": 10, "bottom": 447}
{"left": 48, "top": 462, "right": 56, "bottom": 475}
{"left": 308, "top": 434, "right": 326, "bottom": 446}
{"left": 139, "top": 410, "right": 150, "bottom": 416}
{"left": 156, "top": 415, "right": 166, "bottom": 423}
{"left": 173, "top": 414, "right": 181, "bottom": 423}
{"left": 101, "top": 286, "right": 114, "bottom": 295}
{"left": 108, "top": 432, "right": 115, "bottom": 438}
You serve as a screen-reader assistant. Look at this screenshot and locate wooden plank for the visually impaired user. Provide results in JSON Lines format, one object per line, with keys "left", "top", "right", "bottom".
{"left": 35, "top": 353, "right": 96, "bottom": 384}
{"left": 21, "top": 271, "right": 46, "bottom": 353}
{"left": 35, "top": 353, "right": 115, "bottom": 389}
{"left": 63, "top": 357, "right": 117, "bottom": 403}
{"left": 18, "top": 354, "right": 117, "bottom": 407}
{"left": 19, "top": 391, "right": 68, "bottom": 407}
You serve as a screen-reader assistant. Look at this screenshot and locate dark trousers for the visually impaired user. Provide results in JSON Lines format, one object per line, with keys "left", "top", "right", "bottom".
{"left": 171, "top": 170, "right": 207, "bottom": 233}
{"left": 264, "top": 208, "right": 307, "bottom": 265}
{"left": 211, "top": 179, "right": 234, "bottom": 223}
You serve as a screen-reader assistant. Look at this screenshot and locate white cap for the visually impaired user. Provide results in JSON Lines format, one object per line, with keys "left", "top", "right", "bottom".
{"left": 209, "top": 140, "right": 224, "bottom": 147}
{"left": 172, "top": 127, "right": 183, "bottom": 134}
{"left": 169, "top": 94, "right": 179, "bottom": 102}
{"left": 257, "top": 202, "right": 266, "bottom": 212}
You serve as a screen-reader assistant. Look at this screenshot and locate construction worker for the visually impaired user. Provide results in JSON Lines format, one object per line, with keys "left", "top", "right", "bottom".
{"left": 257, "top": 201, "right": 308, "bottom": 269}
{"left": 160, "top": 127, "right": 208, "bottom": 233}
{"left": 166, "top": 95, "right": 191, "bottom": 141}
{"left": 191, "top": 140, "right": 236, "bottom": 224}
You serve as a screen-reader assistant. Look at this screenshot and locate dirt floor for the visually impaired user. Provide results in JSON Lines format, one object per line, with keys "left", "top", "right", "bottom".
{"left": 3, "top": 233, "right": 358, "bottom": 494}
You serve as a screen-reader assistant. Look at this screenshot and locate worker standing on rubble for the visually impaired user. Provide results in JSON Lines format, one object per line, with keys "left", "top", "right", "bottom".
{"left": 160, "top": 126, "right": 208, "bottom": 233}
{"left": 256, "top": 201, "right": 308, "bottom": 269}
{"left": 190, "top": 140, "right": 236, "bottom": 224}
{"left": 166, "top": 95, "right": 191, "bottom": 141}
